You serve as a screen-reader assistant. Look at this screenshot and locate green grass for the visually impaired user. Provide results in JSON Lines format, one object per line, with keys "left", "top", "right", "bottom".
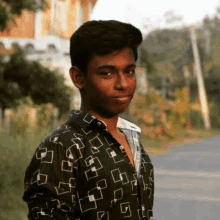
{"left": 1, "top": 210, "right": 27, "bottom": 220}
{"left": 0, "top": 128, "right": 51, "bottom": 220}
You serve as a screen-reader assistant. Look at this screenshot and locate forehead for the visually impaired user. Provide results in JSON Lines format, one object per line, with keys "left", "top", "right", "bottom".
{"left": 88, "top": 47, "right": 135, "bottom": 68}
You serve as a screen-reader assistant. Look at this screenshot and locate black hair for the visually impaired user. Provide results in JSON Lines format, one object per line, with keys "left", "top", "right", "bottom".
{"left": 70, "top": 20, "right": 143, "bottom": 74}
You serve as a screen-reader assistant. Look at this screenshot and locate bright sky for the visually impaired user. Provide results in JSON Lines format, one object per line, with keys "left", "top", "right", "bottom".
{"left": 91, "top": 0, "right": 220, "bottom": 38}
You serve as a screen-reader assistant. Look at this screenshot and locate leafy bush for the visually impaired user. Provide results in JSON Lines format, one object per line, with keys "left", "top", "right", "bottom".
{"left": 0, "top": 46, "right": 73, "bottom": 115}
{"left": 209, "top": 101, "right": 220, "bottom": 128}
{"left": 189, "top": 102, "right": 220, "bottom": 129}
{"left": 10, "top": 97, "right": 56, "bottom": 136}
{"left": 190, "top": 110, "right": 203, "bottom": 128}
{"left": 0, "top": 0, "right": 48, "bottom": 31}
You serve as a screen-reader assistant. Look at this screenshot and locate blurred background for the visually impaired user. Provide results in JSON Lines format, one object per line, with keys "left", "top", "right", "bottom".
{"left": 0, "top": 0, "right": 220, "bottom": 219}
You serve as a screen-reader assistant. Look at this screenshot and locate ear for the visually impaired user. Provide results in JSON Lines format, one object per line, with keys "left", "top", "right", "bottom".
{"left": 69, "top": 67, "right": 85, "bottom": 90}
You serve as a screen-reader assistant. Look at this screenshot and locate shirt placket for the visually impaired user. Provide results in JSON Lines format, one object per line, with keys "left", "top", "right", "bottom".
{"left": 120, "top": 129, "right": 142, "bottom": 177}
{"left": 95, "top": 119, "right": 151, "bottom": 219}
{"left": 95, "top": 119, "right": 136, "bottom": 171}
{"left": 120, "top": 130, "right": 151, "bottom": 219}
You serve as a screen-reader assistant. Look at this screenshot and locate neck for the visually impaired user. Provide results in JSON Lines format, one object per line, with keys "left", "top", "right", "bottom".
{"left": 80, "top": 102, "right": 121, "bottom": 134}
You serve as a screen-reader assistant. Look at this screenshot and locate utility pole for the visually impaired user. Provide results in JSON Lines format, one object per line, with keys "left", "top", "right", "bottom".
{"left": 161, "top": 62, "right": 166, "bottom": 99}
{"left": 183, "top": 65, "right": 191, "bottom": 100}
{"left": 190, "top": 27, "right": 211, "bottom": 130}
{"left": 183, "top": 65, "right": 191, "bottom": 128}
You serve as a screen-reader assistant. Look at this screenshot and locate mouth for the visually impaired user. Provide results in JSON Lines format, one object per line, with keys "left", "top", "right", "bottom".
{"left": 112, "top": 96, "right": 131, "bottom": 102}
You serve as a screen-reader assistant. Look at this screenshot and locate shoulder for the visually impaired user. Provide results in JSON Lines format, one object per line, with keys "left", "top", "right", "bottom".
{"left": 26, "top": 122, "right": 84, "bottom": 172}
{"left": 39, "top": 121, "right": 84, "bottom": 151}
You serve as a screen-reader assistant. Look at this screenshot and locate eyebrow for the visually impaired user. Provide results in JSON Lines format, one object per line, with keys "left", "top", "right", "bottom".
{"left": 97, "top": 64, "right": 136, "bottom": 70}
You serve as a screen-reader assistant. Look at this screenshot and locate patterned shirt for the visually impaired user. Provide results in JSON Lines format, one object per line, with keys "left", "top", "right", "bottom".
{"left": 23, "top": 110, "right": 154, "bottom": 220}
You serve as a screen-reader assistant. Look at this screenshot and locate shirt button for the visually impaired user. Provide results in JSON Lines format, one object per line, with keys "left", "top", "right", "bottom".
{"left": 119, "top": 146, "right": 124, "bottom": 150}
{"left": 97, "top": 122, "right": 102, "bottom": 126}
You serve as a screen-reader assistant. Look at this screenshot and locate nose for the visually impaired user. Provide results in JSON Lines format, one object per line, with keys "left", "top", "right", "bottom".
{"left": 115, "top": 72, "right": 128, "bottom": 90}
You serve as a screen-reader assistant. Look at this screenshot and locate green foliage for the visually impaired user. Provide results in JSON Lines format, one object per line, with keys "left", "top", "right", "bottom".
{"left": 166, "top": 87, "right": 190, "bottom": 137}
{"left": 0, "top": 2, "right": 9, "bottom": 31}
{"left": 0, "top": 0, "right": 48, "bottom": 31}
{"left": 169, "top": 76, "right": 220, "bottom": 103}
{"left": 142, "top": 27, "right": 206, "bottom": 81}
{"left": 140, "top": 48, "right": 153, "bottom": 73}
{"left": 141, "top": 14, "right": 220, "bottom": 99}
{"left": 189, "top": 101, "right": 220, "bottom": 129}
{"left": 209, "top": 102, "right": 220, "bottom": 128}
{"left": 134, "top": 88, "right": 192, "bottom": 139}
{"left": 189, "top": 110, "right": 203, "bottom": 128}
{"left": 0, "top": 46, "right": 73, "bottom": 114}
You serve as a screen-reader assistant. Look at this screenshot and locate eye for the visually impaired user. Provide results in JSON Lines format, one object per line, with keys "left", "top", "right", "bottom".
{"left": 125, "top": 69, "right": 135, "bottom": 75}
{"left": 99, "top": 71, "right": 112, "bottom": 76}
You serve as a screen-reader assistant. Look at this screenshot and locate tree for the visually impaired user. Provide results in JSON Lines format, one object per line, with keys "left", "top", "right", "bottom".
{"left": 164, "top": 10, "right": 183, "bottom": 25}
{"left": 0, "top": 0, "right": 47, "bottom": 31}
{"left": 0, "top": 46, "right": 73, "bottom": 114}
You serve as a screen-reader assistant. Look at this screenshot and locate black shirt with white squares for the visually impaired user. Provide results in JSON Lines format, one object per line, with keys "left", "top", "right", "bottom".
{"left": 23, "top": 110, "right": 154, "bottom": 219}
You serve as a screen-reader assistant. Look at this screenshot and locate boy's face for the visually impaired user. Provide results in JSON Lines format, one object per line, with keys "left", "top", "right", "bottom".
{"left": 82, "top": 47, "right": 136, "bottom": 117}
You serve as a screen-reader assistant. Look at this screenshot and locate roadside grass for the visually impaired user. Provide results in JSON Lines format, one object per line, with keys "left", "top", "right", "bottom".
{"left": 1, "top": 210, "right": 27, "bottom": 220}
{"left": 0, "top": 128, "right": 52, "bottom": 220}
{"left": 141, "top": 128, "right": 220, "bottom": 156}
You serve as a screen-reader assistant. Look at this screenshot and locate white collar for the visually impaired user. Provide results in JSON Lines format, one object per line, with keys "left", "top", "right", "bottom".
{"left": 117, "top": 117, "right": 141, "bottom": 133}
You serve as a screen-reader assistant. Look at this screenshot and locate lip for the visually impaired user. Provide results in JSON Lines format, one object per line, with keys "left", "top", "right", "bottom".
{"left": 112, "top": 96, "right": 131, "bottom": 101}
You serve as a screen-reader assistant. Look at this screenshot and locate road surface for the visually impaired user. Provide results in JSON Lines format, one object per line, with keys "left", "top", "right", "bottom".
{"left": 150, "top": 137, "right": 220, "bottom": 220}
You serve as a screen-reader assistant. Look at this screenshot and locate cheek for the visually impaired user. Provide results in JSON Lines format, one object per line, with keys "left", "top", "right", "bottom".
{"left": 87, "top": 80, "right": 110, "bottom": 98}
{"left": 93, "top": 79, "right": 112, "bottom": 92}
{"left": 129, "top": 78, "right": 136, "bottom": 91}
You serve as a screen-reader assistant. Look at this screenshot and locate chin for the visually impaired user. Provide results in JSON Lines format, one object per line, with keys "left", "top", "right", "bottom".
{"left": 94, "top": 102, "right": 130, "bottom": 118}
{"left": 107, "top": 106, "right": 129, "bottom": 116}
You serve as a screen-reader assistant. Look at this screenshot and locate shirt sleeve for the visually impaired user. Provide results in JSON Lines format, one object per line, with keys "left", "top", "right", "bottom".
{"left": 22, "top": 136, "right": 78, "bottom": 220}
{"left": 140, "top": 142, "right": 155, "bottom": 216}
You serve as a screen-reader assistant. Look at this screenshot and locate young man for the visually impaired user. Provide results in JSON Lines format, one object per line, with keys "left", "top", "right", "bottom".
{"left": 23, "top": 20, "right": 154, "bottom": 220}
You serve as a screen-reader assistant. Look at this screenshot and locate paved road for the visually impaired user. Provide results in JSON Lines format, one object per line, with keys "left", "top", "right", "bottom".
{"left": 150, "top": 137, "right": 220, "bottom": 220}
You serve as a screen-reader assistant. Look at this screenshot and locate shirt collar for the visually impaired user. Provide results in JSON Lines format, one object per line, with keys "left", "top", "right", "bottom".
{"left": 68, "top": 110, "right": 141, "bottom": 133}
{"left": 117, "top": 117, "right": 141, "bottom": 133}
